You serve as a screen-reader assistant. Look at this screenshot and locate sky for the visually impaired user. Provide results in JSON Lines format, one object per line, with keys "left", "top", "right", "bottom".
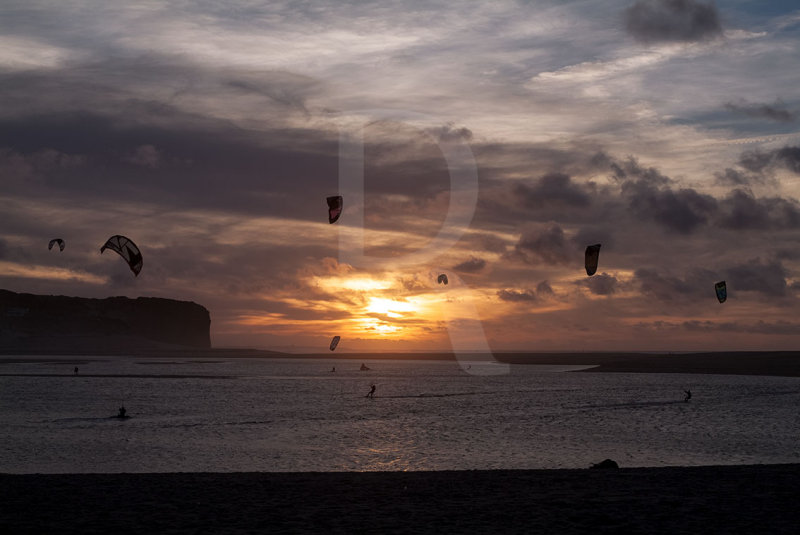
{"left": 2, "top": 0, "right": 800, "bottom": 353}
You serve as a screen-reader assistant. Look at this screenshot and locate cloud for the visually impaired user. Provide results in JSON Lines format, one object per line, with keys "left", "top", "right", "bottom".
{"left": 536, "top": 280, "right": 554, "bottom": 296}
{"left": 123, "top": 145, "right": 161, "bottom": 168}
{"left": 738, "top": 149, "right": 774, "bottom": 173}
{"left": 611, "top": 157, "right": 671, "bottom": 186}
{"left": 624, "top": 0, "right": 723, "bottom": 44}
{"left": 724, "top": 99, "right": 796, "bottom": 123}
{"left": 425, "top": 124, "right": 473, "bottom": 142}
{"left": 725, "top": 258, "right": 788, "bottom": 297}
{"left": 512, "top": 224, "right": 573, "bottom": 265}
{"left": 514, "top": 173, "right": 591, "bottom": 209}
{"left": 776, "top": 147, "right": 800, "bottom": 174}
{"left": 624, "top": 180, "right": 717, "bottom": 234}
{"left": 497, "top": 280, "right": 553, "bottom": 303}
{"left": 716, "top": 189, "right": 800, "bottom": 230}
{"left": 738, "top": 146, "right": 800, "bottom": 175}
{"left": 452, "top": 256, "right": 487, "bottom": 273}
{"left": 579, "top": 272, "right": 619, "bottom": 295}
{"left": 571, "top": 227, "right": 614, "bottom": 251}
{"left": 497, "top": 288, "right": 538, "bottom": 302}
{"left": 713, "top": 167, "right": 766, "bottom": 187}
{"left": 635, "top": 268, "right": 713, "bottom": 301}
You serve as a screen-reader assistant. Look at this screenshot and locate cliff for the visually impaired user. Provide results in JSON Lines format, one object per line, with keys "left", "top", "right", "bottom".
{"left": 0, "top": 289, "right": 211, "bottom": 354}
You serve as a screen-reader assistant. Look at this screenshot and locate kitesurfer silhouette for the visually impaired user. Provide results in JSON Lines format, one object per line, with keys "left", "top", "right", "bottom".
{"left": 367, "top": 384, "right": 376, "bottom": 398}
{"left": 684, "top": 390, "right": 692, "bottom": 402}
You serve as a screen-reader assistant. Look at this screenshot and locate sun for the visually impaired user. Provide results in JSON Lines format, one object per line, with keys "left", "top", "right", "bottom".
{"left": 365, "top": 297, "right": 416, "bottom": 318}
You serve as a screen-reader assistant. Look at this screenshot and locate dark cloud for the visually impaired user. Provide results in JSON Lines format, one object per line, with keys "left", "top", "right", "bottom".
{"left": 579, "top": 272, "right": 619, "bottom": 295}
{"left": 775, "top": 248, "right": 800, "bottom": 261}
{"left": 512, "top": 224, "right": 572, "bottom": 265}
{"left": 497, "top": 280, "right": 554, "bottom": 303}
{"left": 608, "top": 158, "right": 716, "bottom": 235}
{"left": 514, "top": 173, "right": 591, "bottom": 209}
{"left": 713, "top": 167, "right": 766, "bottom": 187}
{"left": 624, "top": 0, "right": 723, "bottom": 44}
{"left": 738, "top": 149, "right": 773, "bottom": 173}
{"left": 624, "top": 180, "right": 717, "bottom": 234}
{"left": 224, "top": 70, "right": 319, "bottom": 111}
{"left": 571, "top": 227, "right": 613, "bottom": 250}
{"left": 452, "top": 257, "right": 487, "bottom": 273}
{"left": 738, "top": 146, "right": 800, "bottom": 175}
{"left": 122, "top": 145, "right": 161, "bottom": 168}
{"left": 716, "top": 189, "right": 800, "bottom": 230}
{"left": 724, "top": 100, "right": 796, "bottom": 123}
{"left": 0, "top": 110, "right": 340, "bottom": 216}
{"left": 0, "top": 238, "right": 30, "bottom": 262}
{"left": 716, "top": 189, "right": 769, "bottom": 230}
{"left": 497, "top": 288, "right": 538, "bottom": 302}
{"left": 536, "top": 280, "right": 554, "bottom": 296}
{"left": 611, "top": 157, "right": 671, "bottom": 186}
{"left": 425, "top": 124, "right": 473, "bottom": 142}
{"left": 635, "top": 268, "right": 714, "bottom": 301}
{"left": 725, "top": 258, "right": 788, "bottom": 297}
{"left": 471, "top": 233, "right": 509, "bottom": 254}
{"left": 776, "top": 147, "right": 800, "bottom": 174}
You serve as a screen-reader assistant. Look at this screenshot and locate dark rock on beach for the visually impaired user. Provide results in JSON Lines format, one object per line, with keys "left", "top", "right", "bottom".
{"left": 590, "top": 459, "right": 619, "bottom": 469}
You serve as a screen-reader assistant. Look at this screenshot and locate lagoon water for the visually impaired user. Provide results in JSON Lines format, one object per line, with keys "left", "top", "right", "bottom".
{"left": 1, "top": 356, "right": 799, "bottom": 473}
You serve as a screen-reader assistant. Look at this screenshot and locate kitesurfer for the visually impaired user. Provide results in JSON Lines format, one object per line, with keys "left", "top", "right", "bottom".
{"left": 118, "top": 405, "right": 127, "bottom": 418}
{"left": 684, "top": 390, "right": 692, "bottom": 402}
{"left": 367, "top": 384, "right": 376, "bottom": 398}
{"left": 74, "top": 366, "right": 78, "bottom": 375}
{"left": 331, "top": 366, "right": 336, "bottom": 372}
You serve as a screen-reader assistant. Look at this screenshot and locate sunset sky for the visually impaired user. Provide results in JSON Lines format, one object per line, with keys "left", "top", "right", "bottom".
{"left": 2, "top": 0, "right": 800, "bottom": 352}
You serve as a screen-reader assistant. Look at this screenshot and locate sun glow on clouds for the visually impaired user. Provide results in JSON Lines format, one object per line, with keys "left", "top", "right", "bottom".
{"left": 0, "top": 261, "right": 107, "bottom": 285}
{"left": 234, "top": 271, "right": 446, "bottom": 342}
{"left": 365, "top": 297, "right": 416, "bottom": 318}
{"left": 314, "top": 276, "right": 393, "bottom": 292}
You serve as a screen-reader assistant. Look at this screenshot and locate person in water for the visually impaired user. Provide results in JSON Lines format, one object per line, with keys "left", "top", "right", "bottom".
{"left": 331, "top": 366, "right": 336, "bottom": 372}
{"left": 367, "top": 384, "right": 376, "bottom": 398}
{"left": 118, "top": 405, "right": 127, "bottom": 418}
{"left": 74, "top": 366, "right": 79, "bottom": 375}
{"left": 684, "top": 390, "right": 692, "bottom": 402}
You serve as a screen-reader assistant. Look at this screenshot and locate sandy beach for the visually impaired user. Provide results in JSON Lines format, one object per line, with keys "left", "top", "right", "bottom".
{"left": 2, "top": 464, "right": 799, "bottom": 534}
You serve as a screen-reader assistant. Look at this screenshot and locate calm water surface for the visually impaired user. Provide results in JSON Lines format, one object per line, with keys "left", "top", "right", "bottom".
{"left": 1, "top": 356, "right": 799, "bottom": 473}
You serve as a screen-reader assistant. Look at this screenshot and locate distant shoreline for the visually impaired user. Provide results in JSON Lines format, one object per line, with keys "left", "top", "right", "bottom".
{"left": 2, "top": 464, "right": 799, "bottom": 533}
{"left": 2, "top": 350, "right": 799, "bottom": 377}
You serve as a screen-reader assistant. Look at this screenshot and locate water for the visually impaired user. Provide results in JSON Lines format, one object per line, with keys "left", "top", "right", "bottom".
{"left": 1, "top": 356, "right": 799, "bottom": 473}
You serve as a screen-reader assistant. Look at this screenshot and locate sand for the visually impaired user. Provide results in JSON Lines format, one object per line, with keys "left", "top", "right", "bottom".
{"left": 2, "top": 465, "right": 799, "bottom": 534}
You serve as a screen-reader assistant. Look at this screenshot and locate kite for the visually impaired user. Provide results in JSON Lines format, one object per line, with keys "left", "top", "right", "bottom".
{"left": 100, "top": 235, "right": 143, "bottom": 276}
{"left": 48, "top": 239, "right": 65, "bottom": 252}
{"left": 330, "top": 335, "right": 341, "bottom": 351}
{"left": 715, "top": 281, "right": 726, "bottom": 303}
{"left": 585, "top": 244, "right": 601, "bottom": 276}
{"left": 437, "top": 274, "right": 448, "bottom": 285}
{"left": 327, "top": 196, "right": 343, "bottom": 224}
